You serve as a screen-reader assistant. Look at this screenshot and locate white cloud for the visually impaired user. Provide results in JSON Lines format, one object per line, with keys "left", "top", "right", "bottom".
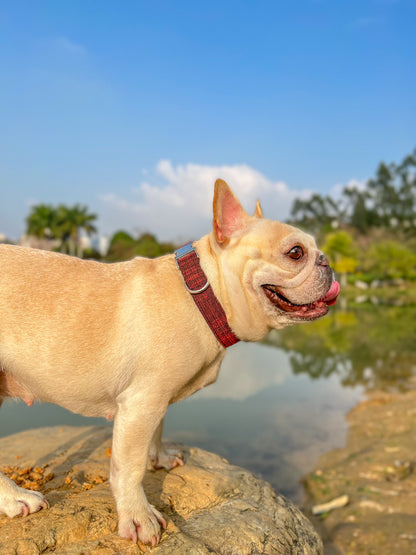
{"left": 99, "top": 160, "right": 313, "bottom": 241}
{"left": 330, "top": 178, "right": 368, "bottom": 199}
{"left": 194, "top": 343, "right": 290, "bottom": 401}
{"left": 344, "top": 178, "right": 368, "bottom": 192}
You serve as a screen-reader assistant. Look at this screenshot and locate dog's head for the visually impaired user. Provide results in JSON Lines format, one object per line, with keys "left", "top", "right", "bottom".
{"left": 209, "top": 179, "right": 340, "bottom": 340}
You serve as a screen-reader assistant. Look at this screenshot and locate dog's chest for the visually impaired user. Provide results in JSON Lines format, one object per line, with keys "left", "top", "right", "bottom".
{"left": 169, "top": 351, "right": 226, "bottom": 404}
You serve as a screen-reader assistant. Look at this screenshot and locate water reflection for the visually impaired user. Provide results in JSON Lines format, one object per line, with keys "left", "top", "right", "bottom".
{"left": 166, "top": 305, "right": 416, "bottom": 500}
{"left": 165, "top": 341, "right": 363, "bottom": 502}
{"left": 267, "top": 306, "right": 416, "bottom": 392}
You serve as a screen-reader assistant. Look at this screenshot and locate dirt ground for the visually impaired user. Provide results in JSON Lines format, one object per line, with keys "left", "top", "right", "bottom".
{"left": 303, "top": 387, "right": 416, "bottom": 555}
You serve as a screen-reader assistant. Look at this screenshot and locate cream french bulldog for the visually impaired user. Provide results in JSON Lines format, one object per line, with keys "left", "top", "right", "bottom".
{"left": 0, "top": 180, "right": 339, "bottom": 546}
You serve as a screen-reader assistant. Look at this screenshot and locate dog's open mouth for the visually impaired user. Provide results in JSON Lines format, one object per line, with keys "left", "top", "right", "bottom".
{"left": 262, "top": 281, "right": 340, "bottom": 320}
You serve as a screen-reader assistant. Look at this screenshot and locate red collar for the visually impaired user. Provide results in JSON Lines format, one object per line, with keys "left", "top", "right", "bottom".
{"left": 175, "top": 242, "right": 240, "bottom": 348}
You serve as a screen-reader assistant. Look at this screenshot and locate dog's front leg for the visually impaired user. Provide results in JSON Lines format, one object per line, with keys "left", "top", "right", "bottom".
{"left": 0, "top": 470, "right": 48, "bottom": 518}
{"left": 148, "top": 419, "right": 184, "bottom": 471}
{"left": 110, "top": 391, "right": 168, "bottom": 546}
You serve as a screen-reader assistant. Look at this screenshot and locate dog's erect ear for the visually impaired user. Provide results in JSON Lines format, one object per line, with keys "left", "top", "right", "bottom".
{"left": 253, "top": 200, "right": 263, "bottom": 218}
{"left": 213, "top": 179, "right": 250, "bottom": 244}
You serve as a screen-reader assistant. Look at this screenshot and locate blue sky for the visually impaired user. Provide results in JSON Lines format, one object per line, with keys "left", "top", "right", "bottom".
{"left": 1, "top": 0, "right": 415, "bottom": 242}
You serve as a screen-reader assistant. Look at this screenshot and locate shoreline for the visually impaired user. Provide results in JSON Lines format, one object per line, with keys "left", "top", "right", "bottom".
{"left": 342, "top": 280, "right": 416, "bottom": 307}
{"left": 303, "top": 386, "right": 416, "bottom": 554}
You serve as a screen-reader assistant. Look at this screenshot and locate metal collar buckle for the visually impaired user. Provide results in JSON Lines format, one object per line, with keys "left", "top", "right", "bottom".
{"left": 175, "top": 242, "right": 209, "bottom": 295}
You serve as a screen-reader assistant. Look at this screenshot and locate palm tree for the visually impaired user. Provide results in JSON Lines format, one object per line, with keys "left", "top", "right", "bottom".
{"left": 57, "top": 204, "right": 97, "bottom": 257}
{"left": 26, "top": 203, "right": 97, "bottom": 257}
{"left": 26, "top": 204, "right": 58, "bottom": 248}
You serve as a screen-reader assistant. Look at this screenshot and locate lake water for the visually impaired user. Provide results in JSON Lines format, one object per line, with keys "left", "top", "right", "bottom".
{"left": 1, "top": 305, "right": 415, "bottom": 503}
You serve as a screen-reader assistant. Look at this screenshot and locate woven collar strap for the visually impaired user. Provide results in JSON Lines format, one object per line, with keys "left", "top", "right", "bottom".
{"left": 175, "top": 242, "right": 240, "bottom": 348}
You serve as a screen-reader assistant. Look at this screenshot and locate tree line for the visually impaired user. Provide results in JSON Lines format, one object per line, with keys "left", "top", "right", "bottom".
{"left": 24, "top": 204, "right": 176, "bottom": 260}
{"left": 105, "top": 231, "right": 176, "bottom": 261}
{"left": 289, "top": 148, "right": 416, "bottom": 284}
{"left": 23, "top": 148, "right": 416, "bottom": 283}
{"left": 26, "top": 204, "right": 97, "bottom": 257}
{"left": 290, "top": 148, "right": 416, "bottom": 236}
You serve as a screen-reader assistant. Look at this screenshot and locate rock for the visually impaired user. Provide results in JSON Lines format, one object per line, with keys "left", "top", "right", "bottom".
{"left": 0, "top": 426, "right": 323, "bottom": 554}
{"left": 311, "top": 495, "right": 349, "bottom": 516}
{"left": 389, "top": 278, "right": 405, "bottom": 287}
{"left": 354, "top": 280, "right": 369, "bottom": 290}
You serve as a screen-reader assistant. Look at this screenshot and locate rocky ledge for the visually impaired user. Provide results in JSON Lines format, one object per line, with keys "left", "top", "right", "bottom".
{"left": 0, "top": 426, "right": 322, "bottom": 554}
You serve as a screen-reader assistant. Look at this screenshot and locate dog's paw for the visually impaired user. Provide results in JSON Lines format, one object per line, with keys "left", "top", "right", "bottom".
{"left": 118, "top": 503, "right": 167, "bottom": 546}
{"left": 149, "top": 447, "right": 184, "bottom": 471}
{"left": 0, "top": 484, "right": 48, "bottom": 518}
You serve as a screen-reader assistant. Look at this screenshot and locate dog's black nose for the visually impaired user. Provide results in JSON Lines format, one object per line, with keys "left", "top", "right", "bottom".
{"left": 316, "top": 253, "right": 329, "bottom": 267}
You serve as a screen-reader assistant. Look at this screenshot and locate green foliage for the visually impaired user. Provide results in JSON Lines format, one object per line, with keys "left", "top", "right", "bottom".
{"left": 26, "top": 204, "right": 60, "bottom": 239}
{"left": 26, "top": 203, "right": 97, "bottom": 257}
{"left": 290, "top": 194, "right": 344, "bottom": 238}
{"left": 107, "top": 231, "right": 136, "bottom": 260}
{"left": 321, "top": 231, "right": 358, "bottom": 283}
{"left": 290, "top": 148, "right": 416, "bottom": 237}
{"left": 82, "top": 247, "right": 102, "bottom": 260}
{"left": 106, "top": 231, "right": 176, "bottom": 261}
{"left": 322, "top": 230, "right": 357, "bottom": 260}
{"left": 110, "top": 231, "right": 136, "bottom": 246}
{"left": 25, "top": 204, "right": 176, "bottom": 262}
{"left": 362, "top": 240, "right": 416, "bottom": 280}
{"left": 290, "top": 148, "right": 416, "bottom": 281}
{"left": 56, "top": 204, "right": 97, "bottom": 257}
{"left": 267, "top": 305, "right": 416, "bottom": 391}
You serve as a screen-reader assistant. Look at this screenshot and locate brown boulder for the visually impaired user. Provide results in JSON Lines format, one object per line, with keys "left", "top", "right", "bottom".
{"left": 0, "top": 426, "right": 322, "bottom": 554}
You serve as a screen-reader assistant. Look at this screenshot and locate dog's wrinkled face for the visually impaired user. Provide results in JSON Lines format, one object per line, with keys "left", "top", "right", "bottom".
{"left": 211, "top": 180, "right": 340, "bottom": 334}
{"left": 243, "top": 220, "right": 340, "bottom": 326}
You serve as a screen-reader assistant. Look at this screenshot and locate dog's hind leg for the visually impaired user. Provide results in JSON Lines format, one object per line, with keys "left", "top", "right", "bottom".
{"left": 0, "top": 390, "right": 48, "bottom": 518}
{"left": 0, "top": 471, "right": 49, "bottom": 518}
{"left": 148, "top": 419, "right": 184, "bottom": 471}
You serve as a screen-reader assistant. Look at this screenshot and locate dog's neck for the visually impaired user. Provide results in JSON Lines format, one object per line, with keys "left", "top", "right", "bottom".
{"left": 175, "top": 242, "right": 240, "bottom": 348}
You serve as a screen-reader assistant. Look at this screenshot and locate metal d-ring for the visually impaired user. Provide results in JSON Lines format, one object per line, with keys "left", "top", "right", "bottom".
{"left": 184, "top": 279, "right": 210, "bottom": 295}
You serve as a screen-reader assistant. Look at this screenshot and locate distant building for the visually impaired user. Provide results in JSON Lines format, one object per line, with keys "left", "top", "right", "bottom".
{"left": 18, "top": 234, "right": 60, "bottom": 251}
{"left": 80, "top": 234, "right": 109, "bottom": 256}
{"left": 79, "top": 235, "right": 92, "bottom": 252}
{"left": 97, "top": 236, "right": 110, "bottom": 256}
{"left": 0, "top": 233, "right": 16, "bottom": 245}
{"left": 2, "top": 233, "right": 109, "bottom": 257}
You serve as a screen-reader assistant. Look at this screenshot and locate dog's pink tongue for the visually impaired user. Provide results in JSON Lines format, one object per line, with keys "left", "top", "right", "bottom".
{"left": 322, "top": 281, "right": 340, "bottom": 306}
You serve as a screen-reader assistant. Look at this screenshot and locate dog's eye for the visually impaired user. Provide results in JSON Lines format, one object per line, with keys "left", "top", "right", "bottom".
{"left": 287, "top": 246, "right": 304, "bottom": 260}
